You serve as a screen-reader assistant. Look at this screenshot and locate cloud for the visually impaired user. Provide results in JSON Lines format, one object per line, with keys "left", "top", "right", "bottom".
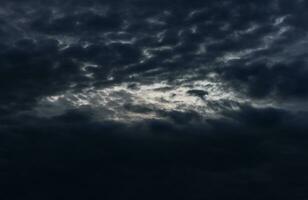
{"left": 1, "top": 0, "right": 308, "bottom": 199}
{"left": 186, "top": 89, "right": 208, "bottom": 99}
{"left": 217, "top": 60, "right": 308, "bottom": 99}
{"left": 1, "top": 105, "right": 308, "bottom": 199}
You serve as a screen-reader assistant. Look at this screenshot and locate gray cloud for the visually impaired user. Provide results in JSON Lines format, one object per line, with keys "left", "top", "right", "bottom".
{"left": 1, "top": 0, "right": 308, "bottom": 199}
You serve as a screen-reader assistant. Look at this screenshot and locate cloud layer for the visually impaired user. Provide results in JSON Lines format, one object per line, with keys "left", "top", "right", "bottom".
{"left": 1, "top": 0, "right": 308, "bottom": 199}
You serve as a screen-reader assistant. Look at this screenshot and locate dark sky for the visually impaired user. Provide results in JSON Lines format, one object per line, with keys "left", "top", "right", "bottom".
{"left": 1, "top": 0, "right": 308, "bottom": 199}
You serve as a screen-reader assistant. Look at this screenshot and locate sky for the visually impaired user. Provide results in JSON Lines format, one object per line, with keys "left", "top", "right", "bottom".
{"left": 1, "top": 0, "right": 308, "bottom": 199}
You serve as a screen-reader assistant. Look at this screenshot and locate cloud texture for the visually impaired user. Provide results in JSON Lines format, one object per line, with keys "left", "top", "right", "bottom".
{"left": 1, "top": 0, "right": 308, "bottom": 199}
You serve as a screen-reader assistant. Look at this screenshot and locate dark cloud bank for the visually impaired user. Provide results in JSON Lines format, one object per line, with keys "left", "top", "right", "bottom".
{"left": 1, "top": 0, "right": 308, "bottom": 199}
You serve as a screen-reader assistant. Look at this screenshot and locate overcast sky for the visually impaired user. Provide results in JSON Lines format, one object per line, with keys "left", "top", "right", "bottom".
{"left": 1, "top": 0, "right": 308, "bottom": 199}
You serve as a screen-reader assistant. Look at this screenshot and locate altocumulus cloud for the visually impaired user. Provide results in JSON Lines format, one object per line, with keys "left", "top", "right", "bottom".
{"left": 1, "top": 0, "right": 308, "bottom": 199}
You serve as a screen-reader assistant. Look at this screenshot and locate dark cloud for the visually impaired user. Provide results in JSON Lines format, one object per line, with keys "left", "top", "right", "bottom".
{"left": 1, "top": 106, "right": 308, "bottom": 199}
{"left": 218, "top": 60, "right": 308, "bottom": 99}
{"left": 0, "top": 38, "right": 88, "bottom": 115}
{"left": 1, "top": 0, "right": 308, "bottom": 199}
{"left": 31, "top": 9, "right": 122, "bottom": 34}
{"left": 187, "top": 89, "right": 208, "bottom": 99}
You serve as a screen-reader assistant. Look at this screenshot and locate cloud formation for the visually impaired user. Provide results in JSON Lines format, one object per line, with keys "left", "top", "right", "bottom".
{"left": 1, "top": 0, "right": 308, "bottom": 199}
